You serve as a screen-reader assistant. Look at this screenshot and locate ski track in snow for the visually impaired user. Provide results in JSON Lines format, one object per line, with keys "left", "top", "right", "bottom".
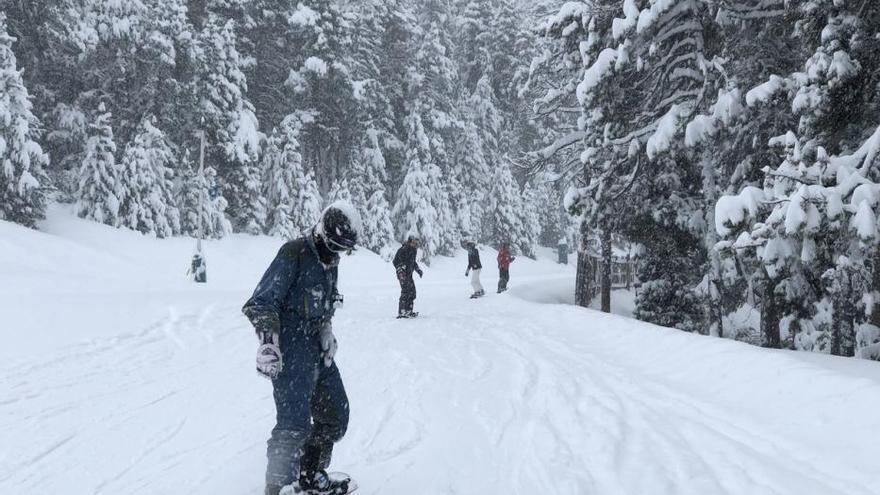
{"left": 2, "top": 229, "right": 879, "bottom": 494}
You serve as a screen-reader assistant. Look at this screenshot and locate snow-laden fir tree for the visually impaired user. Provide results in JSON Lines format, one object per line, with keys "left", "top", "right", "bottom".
{"left": 179, "top": 161, "right": 232, "bottom": 239}
{"left": 195, "top": 18, "right": 264, "bottom": 234}
{"left": 714, "top": 1, "right": 880, "bottom": 354}
{"left": 486, "top": 160, "right": 528, "bottom": 253}
{"left": 468, "top": 74, "right": 502, "bottom": 163}
{"left": 545, "top": 0, "right": 711, "bottom": 324}
{"left": 260, "top": 129, "right": 288, "bottom": 237}
{"left": 452, "top": 119, "right": 490, "bottom": 239}
{"left": 0, "top": 14, "right": 49, "bottom": 228}
{"left": 409, "top": 1, "right": 461, "bottom": 194}
{"left": 76, "top": 103, "right": 122, "bottom": 226}
{"left": 260, "top": 128, "right": 299, "bottom": 239}
{"left": 352, "top": 127, "right": 395, "bottom": 253}
{"left": 520, "top": 183, "right": 542, "bottom": 257}
{"left": 296, "top": 170, "right": 324, "bottom": 233}
{"left": 327, "top": 179, "right": 353, "bottom": 206}
{"left": 392, "top": 110, "right": 445, "bottom": 259}
{"left": 534, "top": 178, "right": 566, "bottom": 247}
{"left": 262, "top": 114, "right": 323, "bottom": 238}
{"left": 118, "top": 117, "right": 180, "bottom": 237}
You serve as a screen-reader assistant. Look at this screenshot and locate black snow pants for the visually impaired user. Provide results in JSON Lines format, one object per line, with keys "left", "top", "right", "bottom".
{"left": 498, "top": 269, "right": 510, "bottom": 292}
{"left": 398, "top": 272, "right": 416, "bottom": 313}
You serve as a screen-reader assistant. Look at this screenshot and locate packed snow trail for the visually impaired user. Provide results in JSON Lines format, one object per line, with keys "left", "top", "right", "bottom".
{"left": 2, "top": 209, "right": 880, "bottom": 495}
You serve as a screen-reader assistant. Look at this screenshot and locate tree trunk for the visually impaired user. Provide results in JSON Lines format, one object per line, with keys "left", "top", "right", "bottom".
{"left": 871, "top": 246, "right": 880, "bottom": 329}
{"left": 575, "top": 219, "right": 593, "bottom": 307}
{"left": 761, "top": 272, "right": 781, "bottom": 348}
{"left": 702, "top": 152, "right": 724, "bottom": 337}
{"left": 831, "top": 297, "right": 842, "bottom": 356}
{"left": 601, "top": 228, "right": 611, "bottom": 313}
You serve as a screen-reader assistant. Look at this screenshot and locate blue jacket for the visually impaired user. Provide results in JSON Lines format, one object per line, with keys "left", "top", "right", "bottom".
{"left": 243, "top": 235, "right": 339, "bottom": 336}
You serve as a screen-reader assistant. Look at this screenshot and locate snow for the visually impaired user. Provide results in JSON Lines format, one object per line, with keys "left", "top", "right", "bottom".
{"left": 715, "top": 186, "right": 765, "bottom": 236}
{"left": 576, "top": 48, "right": 617, "bottom": 105}
{"left": 546, "top": 2, "right": 591, "bottom": 33}
{"left": 636, "top": 0, "right": 677, "bottom": 34}
{"left": 746, "top": 74, "right": 785, "bottom": 106}
{"left": 3, "top": 206, "right": 880, "bottom": 495}
{"left": 852, "top": 201, "right": 877, "bottom": 240}
{"left": 611, "top": 0, "right": 639, "bottom": 40}
{"left": 646, "top": 104, "right": 681, "bottom": 160}
{"left": 288, "top": 4, "right": 319, "bottom": 27}
{"left": 302, "top": 56, "right": 328, "bottom": 76}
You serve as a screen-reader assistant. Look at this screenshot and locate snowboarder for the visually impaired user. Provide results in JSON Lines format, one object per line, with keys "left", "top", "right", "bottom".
{"left": 242, "top": 201, "right": 361, "bottom": 495}
{"left": 463, "top": 240, "right": 484, "bottom": 298}
{"left": 497, "top": 242, "right": 515, "bottom": 293}
{"left": 393, "top": 236, "right": 423, "bottom": 318}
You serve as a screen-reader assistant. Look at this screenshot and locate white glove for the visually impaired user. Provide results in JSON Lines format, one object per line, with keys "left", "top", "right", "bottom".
{"left": 256, "top": 330, "right": 282, "bottom": 379}
{"left": 320, "top": 323, "right": 337, "bottom": 367}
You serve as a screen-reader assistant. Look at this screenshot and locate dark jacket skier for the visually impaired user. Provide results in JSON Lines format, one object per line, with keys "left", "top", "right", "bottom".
{"left": 393, "top": 236, "right": 422, "bottom": 317}
{"left": 497, "top": 243, "right": 515, "bottom": 293}
{"left": 242, "top": 202, "right": 360, "bottom": 495}
{"left": 463, "top": 240, "right": 484, "bottom": 297}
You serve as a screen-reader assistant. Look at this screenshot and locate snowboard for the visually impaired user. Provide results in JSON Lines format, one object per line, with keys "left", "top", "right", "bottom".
{"left": 469, "top": 292, "right": 485, "bottom": 299}
{"left": 396, "top": 312, "right": 419, "bottom": 319}
{"left": 290, "top": 472, "right": 357, "bottom": 495}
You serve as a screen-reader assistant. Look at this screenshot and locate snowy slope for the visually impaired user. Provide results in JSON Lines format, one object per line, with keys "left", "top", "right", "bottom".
{"left": 2, "top": 206, "right": 879, "bottom": 495}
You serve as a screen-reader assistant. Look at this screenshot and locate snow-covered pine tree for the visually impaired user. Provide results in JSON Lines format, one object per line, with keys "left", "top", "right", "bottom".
{"left": 353, "top": 127, "right": 395, "bottom": 253}
{"left": 0, "top": 14, "right": 49, "bottom": 227}
{"left": 76, "top": 103, "right": 122, "bottom": 227}
{"left": 179, "top": 161, "right": 232, "bottom": 239}
{"left": 296, "top": 170, "right": 324, "bottom": 233}
{"left": 486, "top": 160, "right": 527, "bottom": 253}
{"left": 327, "top": 179, "right": 353, "bottom": 206}
{"left": 194, "top": 18, "right": 264, "bottom": 234}
{"left": 520, "top": 182, "right": 541, "bottom": 257}
{"left": 118, "top": 117, "right": 180, "bottom": 237}
{"left": 410, "top": 0, "right": 462, "bottom": 183}
{"left": 468, "top": 74, "right": 502, "bottom": 163}
{"left": 262, "top": 113, "right": 323, "bottom": 238}
{"left": 261, "top": 128, "right": 295, "bottom": 238}
{"left": 716, "top": 1, "right": 880, "bottom": 354}
{"left": 527, "top": 1, "right": 610, "bottom": 307}
{"left": 556, "top": 0, "right": 712, "bottom": 330}
{"left": 534, "top": 178, "right": 566, "bottom": 248}
{"left": 392, "top": 109, "right": 445, "bottom": 260}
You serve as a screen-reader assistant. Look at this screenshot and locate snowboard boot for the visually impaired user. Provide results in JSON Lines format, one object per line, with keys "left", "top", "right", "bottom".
{"left": 295, "top": 470, "right": 351, "bottom": 495}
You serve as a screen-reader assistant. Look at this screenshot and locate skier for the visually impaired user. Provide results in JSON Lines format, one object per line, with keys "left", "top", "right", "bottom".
{"left": 497, "top": 242, "right": 515, "bottom": 293}
{"left": 242, "top": 202, "right": 361, "bottom": 495}
{"left": 463, "top": 240, "right": 484, "bottom": 298}
{"left": 393, "top": 235, "right": 423, "bottom": 318}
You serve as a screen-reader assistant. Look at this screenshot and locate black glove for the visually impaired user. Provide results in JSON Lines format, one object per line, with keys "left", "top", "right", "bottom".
{"left": 416, "top": 268, "right": 423, "bottom": 278}
{"left": 465, "top": 270, "right": 470, "bottom": 277}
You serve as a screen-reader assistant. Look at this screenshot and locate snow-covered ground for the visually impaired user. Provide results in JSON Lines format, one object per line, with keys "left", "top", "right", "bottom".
{"left": 2, "top": 205, "right": 880, "bottom": 495}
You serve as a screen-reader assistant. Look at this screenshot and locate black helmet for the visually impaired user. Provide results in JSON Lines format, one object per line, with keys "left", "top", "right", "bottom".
{"left": 318, "top": 201, "right": 362, "bottom": 253}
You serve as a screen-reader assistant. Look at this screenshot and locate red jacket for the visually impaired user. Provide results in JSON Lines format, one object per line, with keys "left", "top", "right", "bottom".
{"left": 497, "top": 247, "right": 514, "bottom": 270}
